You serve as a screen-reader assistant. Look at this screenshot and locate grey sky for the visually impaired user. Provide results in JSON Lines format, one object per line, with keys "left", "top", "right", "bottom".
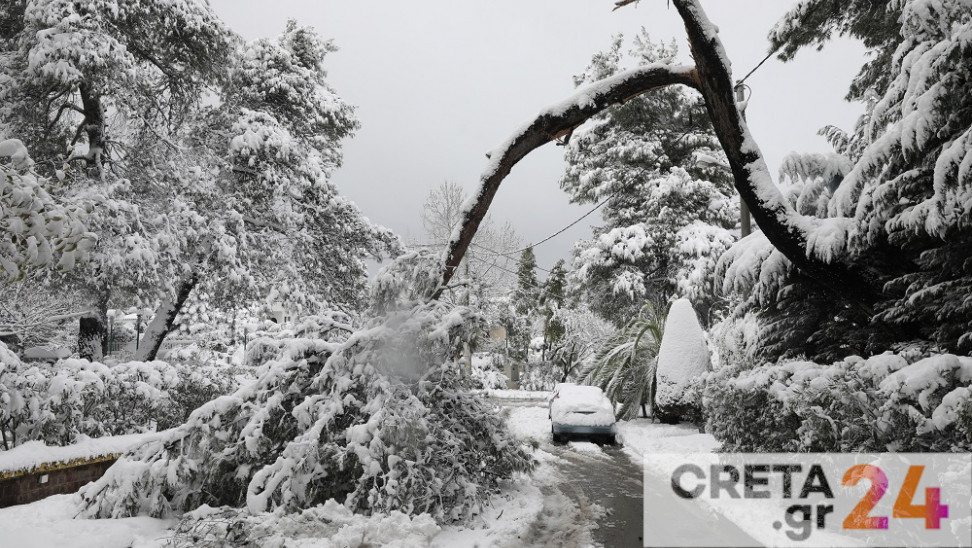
{"left": 211, "top": 0, "right": 865, "bottom": 276}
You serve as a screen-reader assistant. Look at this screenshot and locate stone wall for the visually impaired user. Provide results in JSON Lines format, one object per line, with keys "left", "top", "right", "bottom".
{"left": 0, "top": 457, "right": 117, "bottom": 508}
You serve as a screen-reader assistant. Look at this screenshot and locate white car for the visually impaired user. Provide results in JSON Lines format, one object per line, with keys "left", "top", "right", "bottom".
{"left": 548, "top": 384, "right": 616, "bottom": 444}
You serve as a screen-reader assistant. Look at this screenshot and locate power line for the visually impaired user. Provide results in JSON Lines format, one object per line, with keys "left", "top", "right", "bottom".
{"left": 502, "top": 190, "right": 619, "bottom": 256}
{"left": 737, "top": 48, "right": 776, "bottom": 87}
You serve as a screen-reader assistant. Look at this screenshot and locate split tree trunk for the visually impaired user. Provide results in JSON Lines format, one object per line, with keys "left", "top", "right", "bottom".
{"left": 135, "top": 274, "right": 198, "bottom": 362}
{"left": 670, "top": 0, "right": 879, "bottom": 303}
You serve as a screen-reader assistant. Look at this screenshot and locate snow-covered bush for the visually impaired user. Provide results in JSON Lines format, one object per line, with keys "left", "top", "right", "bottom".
{"left": 0, "top": 340, "right": 242, "bottom": 449}
{"left": 469, "top": 354, "right": 509, "bottom": 390}
{"left": 0, "top": 343, "right": 184, "bottom": 449}
{"left": 518, "top": 362, "right": 561, "bottom": 392}
{"left": 704, "top": 353, "right": 972, "bottom": 452}
{"left": 155, "top": 360, "right": 241, "bottom": 431}
{"left": 78, "top": 302, "right": 535, "bottom": 523}
{"left": 654, "top": 298, "right": 710, "bottom": 424}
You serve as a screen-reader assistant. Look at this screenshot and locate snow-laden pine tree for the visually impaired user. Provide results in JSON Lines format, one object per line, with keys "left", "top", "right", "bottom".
{"left": 1, "top": 3, "right": 397, "bottom": 358}
{"left": 562, "top": 31, "right": 738, "bottom": 325}
{"left": 717, "top": 0, "right": 972, "bottom": 360}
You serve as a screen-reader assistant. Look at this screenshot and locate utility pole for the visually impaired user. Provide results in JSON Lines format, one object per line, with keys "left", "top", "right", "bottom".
{"left": 735, "top": 81, "right": 752, "bottom": 237}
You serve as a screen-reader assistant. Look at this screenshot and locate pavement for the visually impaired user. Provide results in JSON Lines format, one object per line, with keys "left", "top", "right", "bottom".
{"left": 498, "top": 399, "right": 761, "bottom": 548}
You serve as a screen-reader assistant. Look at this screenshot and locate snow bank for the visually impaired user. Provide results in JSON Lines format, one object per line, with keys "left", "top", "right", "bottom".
{"left": 481, "top": 389, "right": 552, "bottom": 401}
{"left": 0, "top": 494, "right": 173, "bottom": 548}
{"left": 0, "top": 432, "right": 162, "bottom": 477}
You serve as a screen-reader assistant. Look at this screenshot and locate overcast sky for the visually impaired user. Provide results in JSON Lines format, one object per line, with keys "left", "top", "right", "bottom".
{"left": 210, "top": 0, "right": 865, "bottom": 276}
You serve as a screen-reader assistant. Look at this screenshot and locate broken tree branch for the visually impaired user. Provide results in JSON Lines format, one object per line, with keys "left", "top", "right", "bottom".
{"left": 433, "top": 64, "right": 698, "bottom": 298}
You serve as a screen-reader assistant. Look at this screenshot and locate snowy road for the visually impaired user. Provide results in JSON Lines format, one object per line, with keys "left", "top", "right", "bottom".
{"left": 500, "top": 400, "right": 760, "bottom": 548}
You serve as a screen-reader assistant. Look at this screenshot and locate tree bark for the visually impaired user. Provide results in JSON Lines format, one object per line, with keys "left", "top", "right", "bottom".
{"left": 78, "top": 82, "right": 105, "bottom": 170}
{"left": 78, "top": 286, "right": 109, "bottom": 361}
{"left": 671, "top": 0, "right": 880, "bottom": 302}
{"left": 135, "top": 274, "right": 198, "bottom": 362}
{"left": 78, "top": 315, "right": 103, "bottom": 361}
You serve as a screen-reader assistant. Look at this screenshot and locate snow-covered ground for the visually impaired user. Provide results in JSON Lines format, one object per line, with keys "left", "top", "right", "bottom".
{"left": 0, "top": 402, "right": 756, "bottom": 548}
{"left": 0, "top": 494, "right": 174, "bottom": 548}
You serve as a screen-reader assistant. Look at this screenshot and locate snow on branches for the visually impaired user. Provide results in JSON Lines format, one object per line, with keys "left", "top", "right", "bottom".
{"left": 78, "top": 302, "right": 534, "bottom": 522}
{"left": 0, "top": 140, "right": 93, "bottom": 279}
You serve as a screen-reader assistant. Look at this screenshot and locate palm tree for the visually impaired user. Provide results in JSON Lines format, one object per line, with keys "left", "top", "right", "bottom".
{"left": 581, "top": 303, "right": 664, "bottom": 419}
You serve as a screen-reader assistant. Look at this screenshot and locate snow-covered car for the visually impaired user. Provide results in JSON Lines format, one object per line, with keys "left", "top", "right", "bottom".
{"left": 548, "top": 384, "right": 616, "bottom": 444}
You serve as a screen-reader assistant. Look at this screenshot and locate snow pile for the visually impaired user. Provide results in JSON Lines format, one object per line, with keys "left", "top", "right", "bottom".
{"left": 482, "top": 389, "right": 551, "bottom": 402}
{"left": 705, "top": 352, "right": 972, "bottom": 452}
{"left": 549, "top": 385, "right": 615, "bottom": 427}
{"left": 168, "top": 501, "right": 439, "bottom": 548}
{"left": 0, "top": 494, "right": 174, "bottom": 548}
{"left": 654, "top": 298, "right": 710, "bottom": 422}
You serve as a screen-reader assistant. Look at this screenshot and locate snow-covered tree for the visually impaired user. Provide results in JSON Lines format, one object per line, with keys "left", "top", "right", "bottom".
{"left": 654, "top": 298, "right": 710, "bottom": 423}
{"left": 0, "top": 140, "right": 93, "bottom": 281}
{"left": 582, "top": 303, "right": 663, "bottom": 419}
{"left": 2, "top": 4, "right": 398, "bottom": 359}
{"left": 563, "top": 32, "right": 738, "bottom": 325}
{"left": 539, "top": 259, "right": 568, "bottom": 358}
{"left": 546, "top": 301, "right": 614, "bottom": 384}
{"left": 716, "top": 0, "right": 972, "bottom": 360}
{"left": 512, "top": 246, "right": 540, "bottom": 317}
{"left": 78, "top": 301, "right": 534, "bottom": 522}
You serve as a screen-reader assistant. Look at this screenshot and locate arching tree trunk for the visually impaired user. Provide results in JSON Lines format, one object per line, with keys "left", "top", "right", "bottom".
{"left": 433, "top": 64, "right": 698, "bottom": 298}
{"left": 670, "top": 0, "right": 880, "bottom": 304}
{"left": 435, "top": 0, "right": 882, "bottom": 306}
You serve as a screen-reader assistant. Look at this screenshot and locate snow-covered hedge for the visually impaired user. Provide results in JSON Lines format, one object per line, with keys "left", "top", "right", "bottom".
{"left": 705, "top": 353, "right": 972, "bottom": 452}
{"left": 78, "top": 302, "right": 535, "bottom": 523}
{"left": 654, "top": 298, "right": 710, "bottom": 423}
{"left": 0, "top": 341, "right": 238, "bottom": 449}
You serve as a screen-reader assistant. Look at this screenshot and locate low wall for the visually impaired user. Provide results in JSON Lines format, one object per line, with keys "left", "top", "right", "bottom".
{"left": 0, "top": 455, "right": 117, "bottom": 508}
{"left": 0, "top": 432, "right": 162, "bottom": 508}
